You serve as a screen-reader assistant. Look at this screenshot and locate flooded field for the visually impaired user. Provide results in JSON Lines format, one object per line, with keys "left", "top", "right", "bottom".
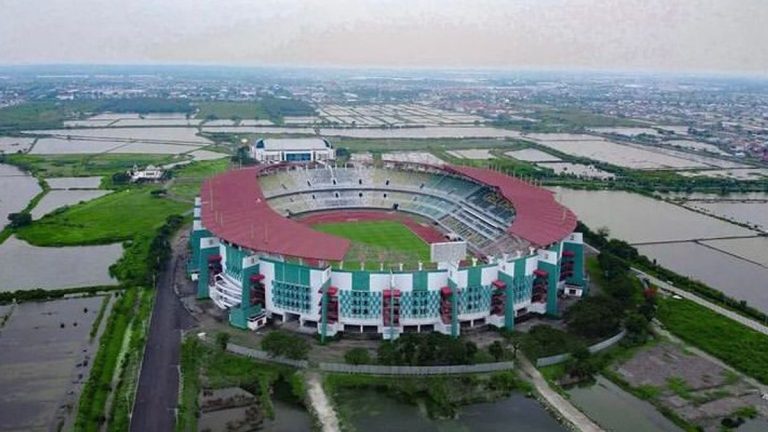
{"left": 567, "top": 376, "right": 681, "bottom": 432}
{"left": 0, "top": 236, "right": 121, "bottom": 291}
{"left": 447, "top": 148, "right": 495, "bottom": 159}
{"left": 336, "top": 388, "right": 564, "bottom": 432}
{"left": 701, "top": 237, "right": 768, "bottom": 268}
{"left": 530, "top": 137, "right": 708, "bottom": 169}
{"left": 0, "top": 296, "right": 105, "bottom": 431}
{"left": 0, "top": 163, "right": 42, "bottom": 229}
{"left": 108, "top": 118, "right": 202, "bottom": 127}
{"left": 506, "top": 148, "right": 562, "bottom": 162}
{"left": 321, "top": 126, "right": 520, "bottom": 139}
{"left": 188, "top": 149, "right": 228, "bottom": 161}
{"left": 637, "top": 241, "right": 768, "bottom": 312}
{"left": 46, "top": 176, "right": 103, "bottom": 189}
{"left": 105, "top": 142, "right": 202, "bottom": 154}
{"left": 663, "top": 139, "right": 730, "bottom": 155}
{"left": 692, "top": 202, "right": 768, "bottom": 230}
{"left": 24, "top": 127, "right": 212, "bottom": 144}
{"left": 550, "top": 188, "right": 754, "bottom": 243}
{"left": 31, "top": 138, "right": 125, "bottom": 154}
{"left": 382, "top": 151, "right": 445, "bottom": 164}
{"left": 0, "top": 136, "right": 35, "bottom": 153}
{"left": 31, "top": 190, "right": 110, "bottom": 219}
{"left": 551, "top": 188, "right": 768, "bottom": 312}
{"left": 588, "top": 127, "right": 661, "bottom": 137}
{"left": 538, "top": 162, "right": 615, "bottom": 179}
{"left": 677, "top": 168, "right": 768, "bottom": 180}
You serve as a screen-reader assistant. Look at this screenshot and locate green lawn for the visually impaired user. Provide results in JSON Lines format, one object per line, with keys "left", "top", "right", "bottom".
{"left": 167, "top": 159, "right": 230, "bottom": 201}
{"left": 312, "top": 220, "right": 430, "bottom": 266}
{"left": 657, "top": 297, "right": 768, "bottom": 384}
{"left": 4, "top": 153, "right": 180, "bottom": 178}
{"left": 16, "top": 188, "right": 189, "bottom": 246}
{"left": 195, "top": 101, "right": 269, "bottom": 120}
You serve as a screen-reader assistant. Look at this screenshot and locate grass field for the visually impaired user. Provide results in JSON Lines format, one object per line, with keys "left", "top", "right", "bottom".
{"left": 657, "top": 297, "right": 768, "bottom": 385}
{"left": 195, "top": 101, "right": 269, "bottom": 120}
{"left": 168, "top": 159, "right": 230, "bottom": 201}
{"left": 16, "top": 188, "right": 189, "bottom": 246}
{"left": 4, "top": 153, "right": 180, "bottom": 177}
{"left": 312, "top": 220, "right": 430, "bottom": 266}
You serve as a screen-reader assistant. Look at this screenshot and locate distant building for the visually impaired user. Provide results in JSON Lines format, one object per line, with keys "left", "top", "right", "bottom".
{"left": 250, "top": 138, "right": 334, "bottom": 163}
{"left": 129, "top": 164, "right": 164, "bottom": 182}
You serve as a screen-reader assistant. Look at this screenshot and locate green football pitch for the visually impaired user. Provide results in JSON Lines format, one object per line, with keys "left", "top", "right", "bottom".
{"left": 311, "top": 220, "right": 430, "bottom": 265}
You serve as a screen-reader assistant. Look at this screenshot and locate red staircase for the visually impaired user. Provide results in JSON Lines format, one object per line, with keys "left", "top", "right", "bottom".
{"left": 382, "top": 289, "right": 401, "bottom": 326}
{"left": 532, "top": 269, "right": 548, "bottom": 303}
{"left": 440, "top": 286, "right": 452, "bottom": 324}
{"left": 250, "top": 273, "right": 266, "bottom": 307}
{"left": 491, "top": 280, "right": 506, "bottom": 316}
{"left": 207, "top": 255, "right": 222, "bottom": 285}
{"left": 560, "top": 250, "right": 575, "bottom": 281}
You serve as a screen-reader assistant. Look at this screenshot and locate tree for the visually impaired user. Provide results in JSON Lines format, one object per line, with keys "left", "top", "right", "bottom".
{"left": 7, "top": 212, "right": 31, "bottom": 228}
{"left": 215, "top": 332, "right": 230, "bottom": 351}
{"left": 488, "top": 341, "right": 506, "bottom": 361}
{"left": 623, "top": 311, "right": 651, "bottom": 345}
{"left": 564, "top": 296, "right": 622, "bottom": 339}
{"left": 261, "top": 330, "right": 310, "bottom": 360}
{"left": 565, "top": 346, "right": 598, "bottom": 380}
{"left": 111, "top": 171, "right": 131, "bottom": 185}
{"left": 344, "top": 347, "right": 371, "bottom": 365}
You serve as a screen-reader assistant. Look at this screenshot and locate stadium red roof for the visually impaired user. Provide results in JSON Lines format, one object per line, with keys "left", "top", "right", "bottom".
{"left": 201, "top": 164, "right": 577, "bottom": 261}
{"left": 445, "top": 165, "right": 577, "bottom": 246}
{"left": 200, "top": 166, "right": 350, "bottom": 261}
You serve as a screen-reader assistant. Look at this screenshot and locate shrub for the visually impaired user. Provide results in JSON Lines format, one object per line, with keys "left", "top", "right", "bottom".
{"left": 261, "top": 330, "right": 310, "bottom": 360}
{"left": 344, "top": 347, "right": 372, "bottom": 365}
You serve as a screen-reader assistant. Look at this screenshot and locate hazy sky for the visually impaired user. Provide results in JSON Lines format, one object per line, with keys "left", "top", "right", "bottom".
{"left": 2, "top": 0, "right": 767, "bottom": 74}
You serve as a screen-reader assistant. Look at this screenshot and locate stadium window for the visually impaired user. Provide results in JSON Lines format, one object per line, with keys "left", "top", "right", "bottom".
{"left": 358, "top": 179, "right": 362, "bottom": 185}
{"left": 385, "top": 179, "right": 390, "bottom": 185}
{"left": 383, "top": 193, "right": 387, "bottom": 198}
{"left": 359, "top": 192, "right": 363, "bottom": 198}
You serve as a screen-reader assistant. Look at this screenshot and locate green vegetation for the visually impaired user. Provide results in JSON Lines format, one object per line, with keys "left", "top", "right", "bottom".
{"left": 167, "top": 158, "right": 230, "bottom": 201}
{"left": 89, "top": 294, "right": 111, "bottom": 341}
{"left": 3, "top": 153, "right": 178, "bottom": 178}
{"left": 177, "top": 337, "right": 203, "bottom": 432}
{"left": 107, "top": 287, "right": 155, "bottom": 431}
{"left": 0, "top": 285, "right": 120, "bottom": 305}
{"left": 16, "top": 188, "right": 187, "bottom": 246}
{"left": 579, "top": 221, "right": 768, "bottom": 325}
{"left": 75, "top": 288, "right": 138, "bottom": 431}
{"left": 333, "top": 137, "right": 526, "bottom": 154}
{"left": 657, "top": 297, "right": 768, "bottom": 384}
{"left": 0, "top": 100, "right": 99, "bottom": 130}
{"left": 325, "top": 371, "right": 532, "bottom": 421}
{"left": 313, "top": 220, "right": 431, "bottom": 265}
{"left": 259, "top": 96, "right": 316, "bottom": 123}
{"left": 195, "top": 101, "right": 269, "bottom": 120}
{"left": 493, "top": 107, "right": 642, "bottom": 133}
{"left": 344, "top": 347, "right": 373, "bottom": 365}
{"left": 377, "top": 333, "right": 485, "bottom": 366}
{"left": 177, "top": 336, "right": 308, "bottom": 432}
{"left": 261, "top": 330, "right": 310, "bottom": 360}
{"left": 0, "top": 99, "right": 192, "bottom": 131}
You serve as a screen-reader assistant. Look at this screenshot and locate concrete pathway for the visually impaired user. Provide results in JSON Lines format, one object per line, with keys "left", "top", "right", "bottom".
{"left": 633, "top": 269, "right": 768, "bottom": 336}
{"left": 305, "top": 372, "right": 341, "bottom": 432}
{"left": 518, "top": 355, "right": 604, "bottom": 432}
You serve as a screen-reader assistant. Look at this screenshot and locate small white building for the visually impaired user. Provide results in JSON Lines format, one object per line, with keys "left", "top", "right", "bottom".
{"left": 129, "top": 164, "right": 164, "bottom": 182}
{"left": 250, "top": 138, "right": 335, "bottom": 164}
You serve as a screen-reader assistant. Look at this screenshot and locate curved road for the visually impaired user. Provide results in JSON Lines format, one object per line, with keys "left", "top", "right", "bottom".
{"left": 130, "top": 234, "right": 194, "bottom": 432}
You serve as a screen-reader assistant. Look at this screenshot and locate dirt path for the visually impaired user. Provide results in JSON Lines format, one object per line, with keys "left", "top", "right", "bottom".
{"left": 305, "top": 372, "right": 341, "bottom": 432}
{"left": 518, "top": 355, "right": 604, "bottom": 432}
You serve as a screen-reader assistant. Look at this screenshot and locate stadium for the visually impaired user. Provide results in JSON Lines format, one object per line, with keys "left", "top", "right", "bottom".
{"left": 188, "top": 161, "right": 586, "bottom": 340}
